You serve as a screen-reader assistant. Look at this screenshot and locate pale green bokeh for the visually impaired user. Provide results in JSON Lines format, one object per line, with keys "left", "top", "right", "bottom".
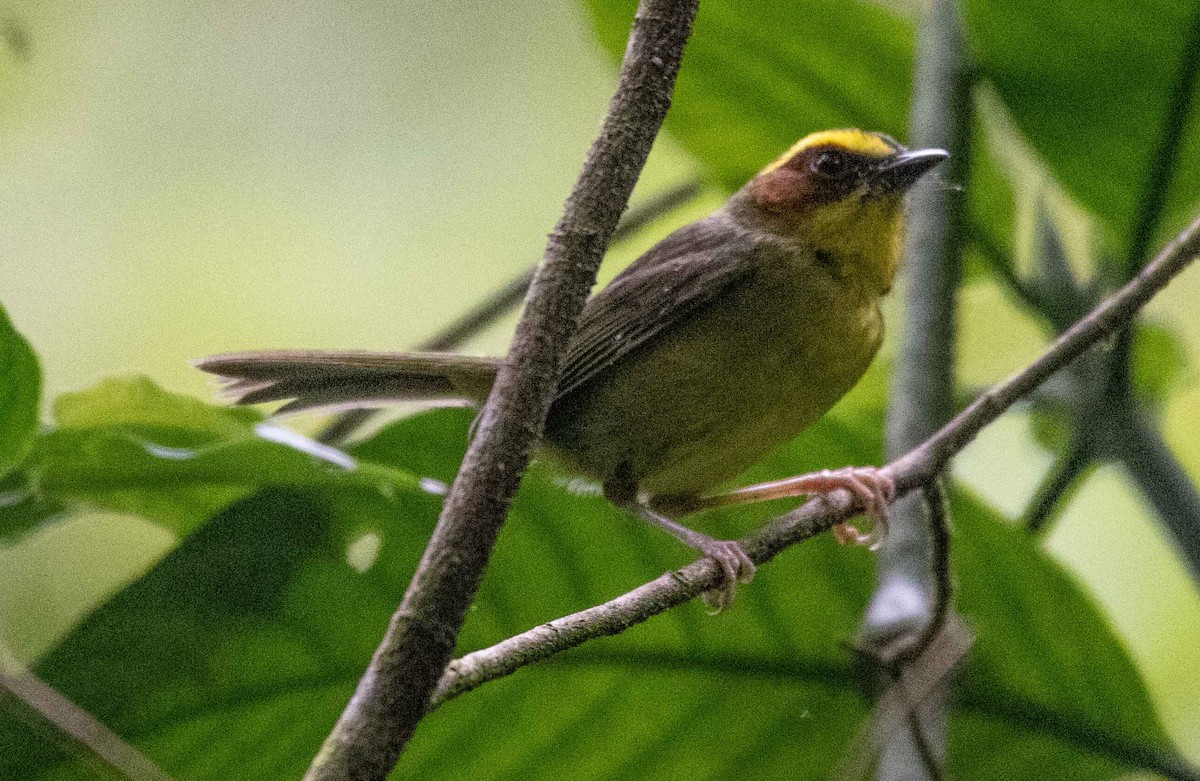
{"left": 0, "top": 511, "right": 175, "bottom": 666}
{"left": 0, "top": 1, "right": 695, "bottom": 399}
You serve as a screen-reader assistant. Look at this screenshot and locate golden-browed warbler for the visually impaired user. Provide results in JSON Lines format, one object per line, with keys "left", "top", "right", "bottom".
{"left": 197, "top": 129, "right": 948, "bottom": 609}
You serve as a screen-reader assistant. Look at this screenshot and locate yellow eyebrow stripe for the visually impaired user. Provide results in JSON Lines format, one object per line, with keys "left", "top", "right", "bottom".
{"left": 761, "top": 129, "right": 897, "bottom": 175}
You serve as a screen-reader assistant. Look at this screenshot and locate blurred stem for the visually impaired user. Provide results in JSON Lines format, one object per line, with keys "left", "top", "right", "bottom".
{"left": 1033, "top": 206, "right": 1093, "bottom": 329}
{"left": 316, "top": 178, "right": 704, "bottom": 445}
{"left": 958, "top": 679, "right": 1200, "bottom": 781}
{"left": 863, "top": 0, "right": 971, "bottom": 777}
{"left": 1122, "top": 5, "right": 1200, "bottom": 282}
{"left": 882, "top": 3, "right": 970, "bottom": 465}
{"left": 1020, "top": 212, "right": 1098, "bottom": 534}
{"left": 969, "top": 221, "right": 1045, "bottom": 315}
{"left": 1105, "top": 403, "right": 1200, "bottom": 583}
{"left": 1109, "top": 5, "right": 1200, "bottom": 399}
{"left": 1024, "top": 432, "right": 1092, "bottom": 534}
{"left": 1, "top": 669, "right": 175, "bottom": 781}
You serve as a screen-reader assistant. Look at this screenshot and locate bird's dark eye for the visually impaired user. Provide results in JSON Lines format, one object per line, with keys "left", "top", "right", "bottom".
{"left": 811, "top": 150, "right": 849, "bottom": 178}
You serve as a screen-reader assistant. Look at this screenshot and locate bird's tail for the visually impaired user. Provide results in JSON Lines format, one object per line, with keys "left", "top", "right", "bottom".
{"left": 193, "top": 350, "right": 501, "bottom": 413}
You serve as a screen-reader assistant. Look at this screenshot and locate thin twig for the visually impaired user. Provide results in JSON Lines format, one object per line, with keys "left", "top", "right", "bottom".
{"left": 881, "top": 481, "right": 956, "bottom": 780}
{"left": 315, "top": 179, "right": 704, "bottom": 445}
{"left": 969, "top": 222, "right": 1045, "bottom": 316}
{"left": 1, "top": 669, "right": 176, "bottom": 781}
{"left": 429, "top": 489, "right": 862, "bottom": 709}
{"left": 979, "top": 213, "right": 1200, "bottom": 557}
{"left": 840, "top": 481, "right": 958, "bottom": 780}
{"left": 910, "top": 480, "right": 953, "bottom": 660}
{"left": 429, "top": 209, "right": 1200, "bottom": 711}
{"left": 302, "top": 3, "right": 699, "bottom": 779}
{"left": 1014, "top": 213, "right": 1100, "bottom": 534}
{"left": 890, "top": 211, "right": 1200, "bottom": 489}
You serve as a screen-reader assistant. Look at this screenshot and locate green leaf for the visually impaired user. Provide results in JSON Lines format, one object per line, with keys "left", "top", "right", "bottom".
{"left": 951, "top": 491, "right": 1171, "bottom": 773}
{"left": 0, "top": 302, "right": 41, "bottom": 480}
{"left": 6, "top": 377, "right": 423, "bottom": 540}
{"left": 583, "top": 1, "right": 1019, "bottom": 308}
{"left": 52, "top": 375, "right": 260, "bottom": 433}
{"left": 1132, "top": 321, "right": 1187, "bottom": 407}
{"left": 0, "top": 468, "right": 62, "bottom": 543}
{"left": 0, "top": 408, "right": 1180, "bottom": 780}
{"left": 963, "top": 0, "right": 1200, "bottom": 254}
{"left": 583, "top": 0, "right": 915, "bottom": 190}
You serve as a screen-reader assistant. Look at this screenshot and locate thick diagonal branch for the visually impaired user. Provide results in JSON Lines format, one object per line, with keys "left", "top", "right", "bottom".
{"left": 303, "top": 3, "right": 699, "bottom": 779}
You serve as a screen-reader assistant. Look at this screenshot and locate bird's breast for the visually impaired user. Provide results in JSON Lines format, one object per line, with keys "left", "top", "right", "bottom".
{"left": 543, "top": 248, "right": 885, "bottom": 498}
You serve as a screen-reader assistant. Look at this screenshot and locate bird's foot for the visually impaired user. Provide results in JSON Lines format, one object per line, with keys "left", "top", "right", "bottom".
{"left": 696, "top": 466, "right": 896, "bottom": 550}
{"left": 822, "top": 467, "right": 895, "bottom": 550}
{"left": 694, "top": 537, "right": 756, "bottom": 612}
{"left": 606, "top": 478, "right": 756, "bottom": 613}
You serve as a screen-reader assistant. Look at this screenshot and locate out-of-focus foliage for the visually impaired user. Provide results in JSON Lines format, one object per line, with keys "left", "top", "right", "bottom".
{"left": 965, "top": 0, "right": 1200, "bottom": 254}
{"left": 586, "top": 0, "right": 914, "bottom": 189}
{"left": 1, "top": 377, "right": 424, "bottom": 542}
{"left": 0, "top": 407, "right": 1175, "bottom": 780}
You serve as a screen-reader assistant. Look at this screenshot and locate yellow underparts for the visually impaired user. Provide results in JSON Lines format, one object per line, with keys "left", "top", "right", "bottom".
{"left": 803, "top": 195, "right": 905, "bottom": 297}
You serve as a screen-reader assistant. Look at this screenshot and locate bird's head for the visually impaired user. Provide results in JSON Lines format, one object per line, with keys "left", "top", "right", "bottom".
{"left": 732, "top": 129, "right": 949, "bottom": 295}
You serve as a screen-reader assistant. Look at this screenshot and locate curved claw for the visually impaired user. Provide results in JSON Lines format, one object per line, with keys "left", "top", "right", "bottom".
{"left": 827, "top": 467, "right": 895, "bottom": 550}
{"left": 698, "top": 539, "right": 756, "bottom": 613}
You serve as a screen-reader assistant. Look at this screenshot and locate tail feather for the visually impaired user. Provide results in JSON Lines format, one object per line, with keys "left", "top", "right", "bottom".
{"left": 193, "top": 350, "right": 501, "bottom": 413}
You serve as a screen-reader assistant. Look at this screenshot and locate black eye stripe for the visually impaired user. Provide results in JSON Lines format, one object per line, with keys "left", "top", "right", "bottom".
{"left": 805, "top": 147, "right": 883, "bottom": 181}
{"left": 812, "top": 151, "right": 848, "bottom": 176}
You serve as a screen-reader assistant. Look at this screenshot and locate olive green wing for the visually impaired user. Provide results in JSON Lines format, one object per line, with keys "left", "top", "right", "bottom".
{"left": 554, "top": 214, "right": 756, "bottom": 400}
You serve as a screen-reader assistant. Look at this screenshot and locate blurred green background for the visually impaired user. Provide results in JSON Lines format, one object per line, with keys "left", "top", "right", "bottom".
{"left": 2, "top": 0, "right": 1199, "bottom": 777}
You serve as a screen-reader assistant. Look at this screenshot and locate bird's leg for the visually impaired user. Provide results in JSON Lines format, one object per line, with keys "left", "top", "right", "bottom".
{"left": 603, "top": 475, "right": 755, "bottom": 612}
{"left": 692, "top": 467, "right": 896, "bottom": 550}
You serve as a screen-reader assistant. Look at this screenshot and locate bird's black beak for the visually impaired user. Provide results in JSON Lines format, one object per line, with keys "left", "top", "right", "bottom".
{"left": 870, "top": 148, "right": 950, "bottom": 194}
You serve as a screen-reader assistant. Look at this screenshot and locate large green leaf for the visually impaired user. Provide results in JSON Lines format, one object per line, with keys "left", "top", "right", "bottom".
{"left": 0, "top": 302, "right": 40, "bottom": 480}
{"left": 2, "top": 377, "right": 423, "bottom": 541}
{"left": 0, "top": 408, "right": 1180, "bottom": 780}
{"left": 585, "top": 0, "right": 915, "bottom": 191}
{"left": 583, "top": 1, "right": 1016, "bottom": 289}
{"left": 963, "top": 0, "right": 1200, "bottom": 255}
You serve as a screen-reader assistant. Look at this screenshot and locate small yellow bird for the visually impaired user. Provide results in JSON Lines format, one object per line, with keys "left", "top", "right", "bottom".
{"left": 197, "top": 129, "right": 947, "bottom": 608}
